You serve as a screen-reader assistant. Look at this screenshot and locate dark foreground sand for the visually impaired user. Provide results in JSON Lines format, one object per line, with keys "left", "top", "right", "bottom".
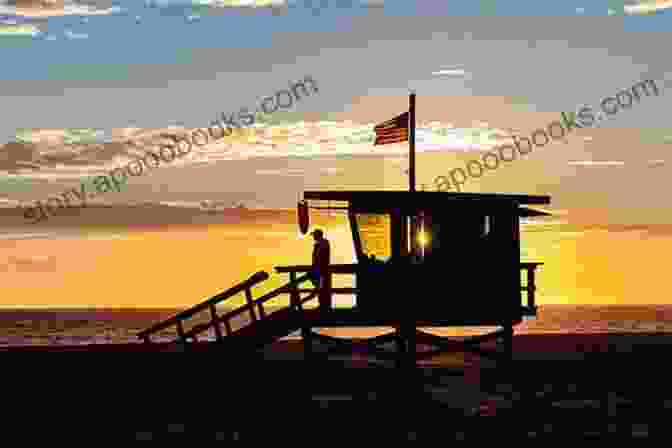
{"left": 2, "top": 333, "right": 671, "bottom": 441}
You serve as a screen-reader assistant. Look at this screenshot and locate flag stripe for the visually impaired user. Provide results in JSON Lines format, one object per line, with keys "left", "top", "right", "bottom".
{"left": 374, "top": 135, "right": 408, "bottom": 145}
{"left": 374, "top": 112, "right": 409, "bottom": 130}
{"left": 374, "top": 117, "right": 404, "bottom": 129}
{"left": 375, "top": 129, "right": 409, "bottom": 138}
{"left": 375, "top": 134, "right": 408, "bottom": 143}
{"left": 374, "top": 120, "right": 407, "bottom": 131}
{"left": 376, "top": 134, "right": 408, "bottom": 141}
{"left": 374, "top": 139, "right": 407, "bottom": 146}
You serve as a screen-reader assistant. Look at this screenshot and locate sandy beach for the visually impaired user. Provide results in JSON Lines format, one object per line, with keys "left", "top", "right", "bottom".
{"left": 3, "top": 332, "right": 670, "bottom": 441}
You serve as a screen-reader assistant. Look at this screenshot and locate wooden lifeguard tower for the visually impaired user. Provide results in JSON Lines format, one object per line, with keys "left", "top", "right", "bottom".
{"left": 138, "top": 188, "right": 549, "bottom": 367}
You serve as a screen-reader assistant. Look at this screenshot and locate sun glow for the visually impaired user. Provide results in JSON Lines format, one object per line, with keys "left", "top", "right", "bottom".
{"left": 418, "top": 230, "right": 429, "bottom": 247}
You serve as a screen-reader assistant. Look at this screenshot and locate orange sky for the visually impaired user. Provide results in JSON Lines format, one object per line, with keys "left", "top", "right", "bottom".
{"left": 2, "top": 215, "right": 672, "bottom": 308}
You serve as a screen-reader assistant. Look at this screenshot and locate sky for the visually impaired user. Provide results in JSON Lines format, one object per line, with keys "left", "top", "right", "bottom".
{"left": 0, "top": 0, "right": 670, "bottom": 216}
{"left": 0, "top": 0, "right": 671, "bottom": 308}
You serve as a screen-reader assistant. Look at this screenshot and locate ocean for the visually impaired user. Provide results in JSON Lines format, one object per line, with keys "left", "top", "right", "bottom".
{"left": 1, "top": 305, "right": 671, "bottom": 347}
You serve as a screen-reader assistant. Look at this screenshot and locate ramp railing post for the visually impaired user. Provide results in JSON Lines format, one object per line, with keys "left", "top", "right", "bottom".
{"left": 319, "top": 269, "right": 333, "bottom": 312}
{"left": 527, "top": 266, "right": 536, "bottom": 309}
{"left": 209, "top": 303, "right": 224, "bottom": 343}
{"left": 245, "top": 287, "right": 258, "bottom": 322}
{"left": 289, "top": 272, "right": 300, "bottom": 311}
{"left": 176, "top": 320, "right": 185, "bottom": 342}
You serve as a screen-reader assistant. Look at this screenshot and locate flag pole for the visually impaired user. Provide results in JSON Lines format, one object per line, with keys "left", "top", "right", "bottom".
{"left": 408, "top": 92, "right": 417, "bottom": 257}
{"left": 409, "top": 92, "right": 416, "bottom": 192}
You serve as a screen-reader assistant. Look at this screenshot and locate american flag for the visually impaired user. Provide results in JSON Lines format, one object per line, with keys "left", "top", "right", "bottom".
{"left": 373, "top": 111, "right": 409, "bottom": 145}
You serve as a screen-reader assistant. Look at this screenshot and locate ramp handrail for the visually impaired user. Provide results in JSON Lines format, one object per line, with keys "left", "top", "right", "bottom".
{"left": 138, "top": 271, "right": 321, "bottom": 345}
{"left": 137, "top": 270, "right": 269, "bottom": 343}
{"left": 181, "top": 275, "right": 318, "bottom": 341}
{"left": 180, "top": 273, "right": 319, "bottom": 342}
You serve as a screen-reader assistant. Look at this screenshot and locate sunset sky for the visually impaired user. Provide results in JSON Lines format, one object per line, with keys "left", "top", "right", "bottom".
{"left": 0, "top": 0, "right": 670, "bottom": 308}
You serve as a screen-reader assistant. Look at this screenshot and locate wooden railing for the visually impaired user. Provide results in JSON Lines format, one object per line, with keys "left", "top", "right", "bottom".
{"left": 520, "top": 262, "right": 542, "bottom": 310}
{"left": 275, "top": 264, "right": 358, "bottom": 311}
{"left": 277, "top": 262, "right": 542, "bottom": 311}
{"left": 180, "top": 274, "right": 320, "bottom": 342}
{"left": 137, "top": 271, "right": 271, "bottom": 343}
{"left": 137, "top": 270, "right": 320, "bottom": 344}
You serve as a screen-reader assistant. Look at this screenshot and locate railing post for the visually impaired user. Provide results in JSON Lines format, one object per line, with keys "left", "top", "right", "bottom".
{"left": 176, "top": 320, "right": 187, "bottom": 343}
{"left": 527, "top": 266, "right": 536, "bottom": 309}
{"left": 318, "top": 268, "right": 333, "bottom": 313}
{"left": 209, "top": 303, "right": 224, "bottom": 343}
{"left": 289, "top": 272, "right": 299, "bottom": 311}
{"left": 245, "top": 287, "right": 258, "bottom": 322}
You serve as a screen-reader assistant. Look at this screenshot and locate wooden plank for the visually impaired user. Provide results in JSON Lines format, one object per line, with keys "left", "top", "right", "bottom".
{"left": 275, "top": 264, "right": 357, "bottom": 274}
{"left": 277, "top": 263, "right": 541, "bottom": 274}
{"left": 295, "top": 288, "right": 355, "bottom": 294}
{"left": 303, "top": 190, "right": 550, "bottom": 205}
{"left": 299, "top": 308, "right": 524, "bottom": 327}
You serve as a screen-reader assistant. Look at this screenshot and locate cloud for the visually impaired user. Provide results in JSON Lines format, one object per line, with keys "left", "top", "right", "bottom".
{"left": 431, "top": 68, "right": 466, "bottom": 77}
{"left": 624, "top": 1, "right": 672, "bottom": 15}
{"left": 568, "top": 161, "right": 626, "bottom": 166}
{"left": 254, "top": 166, "right": 344, "bottom": 177}
{"left": 149, "top": 0, "right": 286, "bottom": 8}
{"left": 1, "top": 119, "right": 527, "bottom": 178}
{"left": 0, "top": 1, "right": 123, "bottom": 18}
{"left": 255, "top": 168, "right": 305, "bottom": 176}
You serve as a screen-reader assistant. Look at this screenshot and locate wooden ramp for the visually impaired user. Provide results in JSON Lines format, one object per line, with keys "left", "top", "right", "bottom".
{"left": 225, "top": 307, "right": 322, "bottom": 350}
{"left": 137, "top": 271, "right": 320, "bottom": 351}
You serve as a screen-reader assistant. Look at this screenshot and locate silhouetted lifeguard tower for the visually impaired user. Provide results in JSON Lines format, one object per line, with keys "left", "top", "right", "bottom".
{"left": 138, "top": 189, "right": 549, "bottom": 366}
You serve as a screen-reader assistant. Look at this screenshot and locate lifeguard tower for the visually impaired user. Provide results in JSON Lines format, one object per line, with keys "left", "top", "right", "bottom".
{"left": 138, "top": 189, "right": 549, "bottom": 366}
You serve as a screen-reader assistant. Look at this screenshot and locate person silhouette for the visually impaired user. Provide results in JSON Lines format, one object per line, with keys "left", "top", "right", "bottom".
{"left": 310, "top": 229, "right": 330, "bottom": 290}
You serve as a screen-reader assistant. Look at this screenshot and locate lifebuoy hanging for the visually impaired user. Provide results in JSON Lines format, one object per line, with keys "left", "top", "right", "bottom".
{"left": 298, "top": 200, "right": 309, "bottom": 234}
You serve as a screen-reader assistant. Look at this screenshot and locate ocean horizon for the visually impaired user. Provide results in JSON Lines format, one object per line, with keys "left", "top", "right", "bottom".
{"left": 1, "top": 304, "right": 671, "bottom": 347}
